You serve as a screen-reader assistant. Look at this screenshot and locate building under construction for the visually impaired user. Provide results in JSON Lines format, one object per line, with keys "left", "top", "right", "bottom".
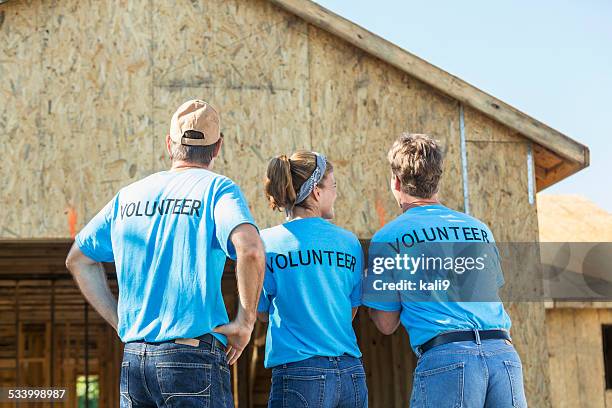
{"left": 0, "top": 0, "right": 595, "bottom": 407}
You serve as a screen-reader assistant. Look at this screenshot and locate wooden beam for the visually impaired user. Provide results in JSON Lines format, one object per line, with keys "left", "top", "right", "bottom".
{"left": 268, "top": 0, "right": 589, "bottom": 169}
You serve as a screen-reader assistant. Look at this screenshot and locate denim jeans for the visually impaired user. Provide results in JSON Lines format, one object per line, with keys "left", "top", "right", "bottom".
{"left": 120, "top": 335, "right": 233, "bottom": 408}
{"left": 268, "top": 355, "right": 368, "bottom": 408}
{"left": 410, "top": 337, "right": 528, "bottom": 408}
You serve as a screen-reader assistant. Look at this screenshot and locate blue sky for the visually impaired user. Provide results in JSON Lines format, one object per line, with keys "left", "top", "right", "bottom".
{"left": 315, "top": 0, "right": 612, "bottom": 212}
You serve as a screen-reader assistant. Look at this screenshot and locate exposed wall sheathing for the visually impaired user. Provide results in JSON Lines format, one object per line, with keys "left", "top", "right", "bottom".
{"left": 1, "top": 0, "right": 153, "bottom": 237}
{"left": 547, "top": 308, "right": 611, "bottom": 408}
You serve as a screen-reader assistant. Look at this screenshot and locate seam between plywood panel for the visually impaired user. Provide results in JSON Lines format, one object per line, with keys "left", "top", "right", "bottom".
{"left": 307, "top": 23, "right": 312, "bottom": 150}
{"left": 149, "top": 0, "right": 155, "bottom": 173}
{"left": 459, "top": 103, "right": 469, "bottom": 215}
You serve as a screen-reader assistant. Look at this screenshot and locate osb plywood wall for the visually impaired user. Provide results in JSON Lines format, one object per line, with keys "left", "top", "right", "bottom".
{"left": 547, "top": 308, "right": 612, "bottom": 408}
{"left": 0, "top": 0, "right": 299, "bottom": 237}
{"left": 0, "top": 0, "right": 465, "bottom": 238}
{"left": 0, "top": 0, "right": 547, "bottom": 405}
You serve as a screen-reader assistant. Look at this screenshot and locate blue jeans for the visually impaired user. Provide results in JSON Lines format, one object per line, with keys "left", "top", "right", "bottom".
{"left": 120, "top": 335, "right": 233, "bottom": 408}
{"left": 269, "top": 355, "right": 368, "bottom": 408}
{"left": 411, "top": 338, "right": 527, "bottom": 408}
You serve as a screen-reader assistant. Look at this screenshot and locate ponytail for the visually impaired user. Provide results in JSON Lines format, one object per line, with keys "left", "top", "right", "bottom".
{"left": 265, "top": 155, "right": 297, "bottom": 211}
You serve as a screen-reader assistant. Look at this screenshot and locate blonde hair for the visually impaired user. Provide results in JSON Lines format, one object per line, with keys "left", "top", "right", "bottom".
{"left": 387, "top": 133, "right": 444, "bottom": 198}
{"left": 265, "top": 151, "right": 333, "bottom": 213}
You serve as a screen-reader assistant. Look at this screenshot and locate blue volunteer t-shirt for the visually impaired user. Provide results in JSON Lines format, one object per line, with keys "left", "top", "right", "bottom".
{"left": 75, "top": 169, "right": 256, "bottom": 344}
{"left": 257, "top": 217, "right": 364, "bottom": 368}
{"left": 363, "top": 204, "right": 511, "bottom": 352}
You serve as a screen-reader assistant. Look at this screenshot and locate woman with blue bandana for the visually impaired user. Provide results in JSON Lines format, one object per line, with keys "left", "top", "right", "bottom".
{"left": 257, "top": 151, "right": 368, "bottom": 408}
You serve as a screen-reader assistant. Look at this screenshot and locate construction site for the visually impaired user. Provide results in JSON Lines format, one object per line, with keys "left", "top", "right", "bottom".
{"left": 0, "top": 0, "right": 608, "bottom": 407}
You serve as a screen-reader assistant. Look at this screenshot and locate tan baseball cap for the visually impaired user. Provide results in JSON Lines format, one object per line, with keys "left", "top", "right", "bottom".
{"left": 169, "top": 100, "right": 221, "bottom": 146}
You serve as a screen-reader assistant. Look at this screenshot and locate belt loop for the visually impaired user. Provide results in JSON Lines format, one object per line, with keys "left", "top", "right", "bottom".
{"left": 474, "top": 329, "right": 481, "bottom": 345}
{"left": 415, "top": 347, "right": 423, "bottom": 359}
{"left": 213, "top": 337, "right": 220, "bottom": 355}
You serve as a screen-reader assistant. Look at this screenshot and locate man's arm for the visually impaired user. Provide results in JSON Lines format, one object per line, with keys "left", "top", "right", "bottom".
{"left": 368, "top": 308, "right": 401, "bottom": 335}
{"left": 214, "top": 223, "right": 265, "bottom": 365}
{"left": 65, "top": 243, "right": 118, "bottom": 331}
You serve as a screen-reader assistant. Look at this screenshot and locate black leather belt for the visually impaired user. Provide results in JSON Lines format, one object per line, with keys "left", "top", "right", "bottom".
{"left": 418, "top": 329, "right": 511, "bottom": 354}
{"left": 128, "top": 333, "right": 221, "bottom": 348}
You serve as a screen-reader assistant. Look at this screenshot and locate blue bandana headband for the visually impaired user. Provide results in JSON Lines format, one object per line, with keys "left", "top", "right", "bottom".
{"left": 287, "top": 153, "right": 327, "bottom": 214}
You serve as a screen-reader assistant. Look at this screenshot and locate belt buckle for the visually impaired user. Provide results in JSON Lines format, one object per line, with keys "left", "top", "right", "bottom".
{"left": 174, "top": 338, "right": 200, "bottom": 347}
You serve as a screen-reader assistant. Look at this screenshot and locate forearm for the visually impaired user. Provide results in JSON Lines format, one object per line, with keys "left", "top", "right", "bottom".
{"left": 69, "top": 260, "right": 119, "bottom": 331}
{"left": 368, "top": 308, "right": 401, "bottom": 335}
{"left": 234, "top": 250, "right": 265, "bottom": 326}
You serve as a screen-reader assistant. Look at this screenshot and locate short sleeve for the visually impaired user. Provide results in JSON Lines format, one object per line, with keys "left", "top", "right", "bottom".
{"left": 350, "top": 240, "right": 364, "bottom": 307}
{"left": 75, "top": 195, "right": 117, "bottom": 263}
{"left": 363, "top": 300, "right": 402, "bottom": 312}
{"left": 362, "top": 234, "right": 402, "bottom": 312}
{"left": 213, "top": 180, "right": 258, "bottom": 259}
{"left": 257, "top": 262, "right": 277, "bottom": 313}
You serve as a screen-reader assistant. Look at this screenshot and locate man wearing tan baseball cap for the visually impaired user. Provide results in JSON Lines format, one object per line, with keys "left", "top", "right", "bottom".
{"left": 169, "top": 99, "right": 222, "bottom": 146}
{"left": 67, "top": 99, "right": 265, "bottom": 408}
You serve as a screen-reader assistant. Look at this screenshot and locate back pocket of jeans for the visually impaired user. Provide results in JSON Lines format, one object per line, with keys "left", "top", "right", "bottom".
{"left": 156, "top": 362, "right": 212, "bottom": 406}
{"left": 415, "top": 362, "right": 464, "bottom": 408}
{"left": 282, "top": 373, "right": 326, "bottom": 408}
{"left": 503, "top": 361, "right": 527, "bottom": 408}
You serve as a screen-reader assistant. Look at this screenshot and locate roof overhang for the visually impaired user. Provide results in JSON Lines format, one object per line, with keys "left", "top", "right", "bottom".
{"left": 269, "top": 0, "right": 590, "bottom": 190}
